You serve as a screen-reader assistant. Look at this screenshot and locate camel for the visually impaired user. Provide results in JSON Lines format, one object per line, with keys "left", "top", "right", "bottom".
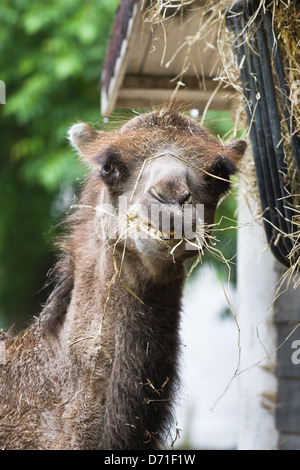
{"left": 0, "top": 105, "right": 246, "bottom": 450}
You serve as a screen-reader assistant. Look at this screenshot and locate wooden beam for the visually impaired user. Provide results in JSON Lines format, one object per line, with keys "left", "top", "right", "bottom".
{"left": 101, "top": 2, "right": 140, "bottom": 116}
{"left": 115, "top": 73, "right": 235, "bottom": 111}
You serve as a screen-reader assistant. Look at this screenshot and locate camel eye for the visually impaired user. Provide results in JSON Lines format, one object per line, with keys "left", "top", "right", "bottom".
{"left": 98, "top": 149, "right": 127, "bottom": 186}
{"left": 102, "top": 162, "right": 115, "bottom": 175}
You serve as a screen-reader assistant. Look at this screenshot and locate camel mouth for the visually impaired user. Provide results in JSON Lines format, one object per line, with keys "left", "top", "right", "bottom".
{"left": 125, "top": 203, "right": 204, "bottom": 237}
{"left": 129, "top": 217, "right": 176, "bottom": 242}
{"left": 132, "top": 217, "right": 205, "bottom": 262}
{"left": 146, "top": 221, "right": 175, "bottom": 241}
{"left": 111, "top": 200, "right": 204, "bottom": 248}
{"left": 118, "top": 206, "right": 205, "bottom": 258}
{"left": 126, "top": 212, "right": 204, "bottom": 252}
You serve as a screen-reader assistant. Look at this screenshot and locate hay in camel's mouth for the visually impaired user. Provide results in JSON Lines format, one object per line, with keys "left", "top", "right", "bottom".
{"left": 125, "top": 210, "right": 204, "bottom": 247}
{"left": 136, "top": 219, "right": 175, "bottom": 241}
{"left": 126, "top": 213, "right": 179, "bottom": 245}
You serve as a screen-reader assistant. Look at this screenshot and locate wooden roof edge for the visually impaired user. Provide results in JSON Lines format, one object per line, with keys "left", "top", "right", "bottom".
{"left": 101, "top": 0, "right": 140, "bottom": 116}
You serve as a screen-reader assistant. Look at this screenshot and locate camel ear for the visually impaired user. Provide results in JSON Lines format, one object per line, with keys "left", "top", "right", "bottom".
{"left": 225, "top": 139, "right": 247, "bottom": 162}
{"left": 68, "top": 122, "right": 100, "bottom": 155}
{"left": 206, "top": 139, "right": 247, "bottom": 196}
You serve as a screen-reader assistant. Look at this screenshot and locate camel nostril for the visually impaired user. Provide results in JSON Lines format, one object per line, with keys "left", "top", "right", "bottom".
{"left": 150, "top": 187, "right": 168, "bottom": 204}
{"left": 181, "top": 191, "right": 192, "bottom": 206}
{"left": 150, "top": 186, "right": 192, "bottom": 206}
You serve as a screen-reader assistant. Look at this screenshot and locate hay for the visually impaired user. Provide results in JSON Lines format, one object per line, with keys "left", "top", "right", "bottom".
{"left": 273, "top": 2, "right": 300, "bottom": 286}
{"left": 225, "top": 0, "right": 300, "bottom": 289}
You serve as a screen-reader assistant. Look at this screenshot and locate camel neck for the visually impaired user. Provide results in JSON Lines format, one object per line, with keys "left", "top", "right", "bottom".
{"left": 98, "top": 275, "right": 183, "bottom": 450}
{"left": 52, "top": 242, "right": 185, "bottom": 449}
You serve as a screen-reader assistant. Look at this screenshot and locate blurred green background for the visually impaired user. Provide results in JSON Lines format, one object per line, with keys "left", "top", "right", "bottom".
{"left": 0, "top": 0, "right": 239, "bottom": 331}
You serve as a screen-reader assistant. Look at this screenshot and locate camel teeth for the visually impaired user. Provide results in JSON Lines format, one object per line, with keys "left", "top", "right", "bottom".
{"left": 128, "top": 217, "right": 174, "bottom": 241}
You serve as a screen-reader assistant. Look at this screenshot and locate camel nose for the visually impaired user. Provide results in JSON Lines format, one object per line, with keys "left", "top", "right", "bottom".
{"left": 150, "top": 179, "right": 192, "bottom": 206}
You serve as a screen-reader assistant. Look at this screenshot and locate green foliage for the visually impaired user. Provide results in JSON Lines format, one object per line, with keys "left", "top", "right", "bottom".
{"left": 0, "top": 0, "right": 119, "bottom": 328}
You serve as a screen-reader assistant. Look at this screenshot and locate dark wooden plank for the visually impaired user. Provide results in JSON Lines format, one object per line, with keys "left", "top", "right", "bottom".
{"left": 276, "top": 378, "right": 300, "bottom": 433}
{"left": 274, "top": 283, "right": 300, "bottom": 324}
{"left": 102, "top": 0, "right": 137, "bottom": 96}
{"left": 278, "top": 433, "right": 300, "bottom": 450}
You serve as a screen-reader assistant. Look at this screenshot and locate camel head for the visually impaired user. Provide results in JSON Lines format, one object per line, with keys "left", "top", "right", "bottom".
{"left": 68, "top": 108, "right": 246, "bottom": 279}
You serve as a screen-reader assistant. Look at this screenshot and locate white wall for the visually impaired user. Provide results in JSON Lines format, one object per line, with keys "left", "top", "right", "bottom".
{"left": 175, "top": 266, "right": 239, "bottom": 450}
{"left": 236, "top": 190, "right": 279, "bottom": 450}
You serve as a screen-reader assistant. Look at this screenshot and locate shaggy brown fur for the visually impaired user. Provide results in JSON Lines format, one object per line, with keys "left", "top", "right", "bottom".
{"left": 0, "top": 105, "right": 246, "bottom": 450}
